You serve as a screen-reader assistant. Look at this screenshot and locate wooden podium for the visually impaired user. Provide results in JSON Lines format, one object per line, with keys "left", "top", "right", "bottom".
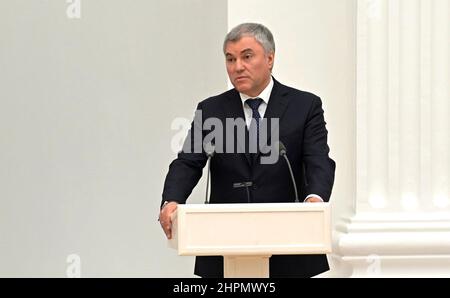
{"left": 168, "top": 203, "right": 331, "bottom": 278}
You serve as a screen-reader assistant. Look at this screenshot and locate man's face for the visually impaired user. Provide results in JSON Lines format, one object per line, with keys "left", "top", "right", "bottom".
{"left": 225, "top": 36, "right": 274, "bottom": 97}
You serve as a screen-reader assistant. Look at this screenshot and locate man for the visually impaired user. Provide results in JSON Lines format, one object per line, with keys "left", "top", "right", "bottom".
{"left": 159, "top": 23, "right": 335, "bottom": 278}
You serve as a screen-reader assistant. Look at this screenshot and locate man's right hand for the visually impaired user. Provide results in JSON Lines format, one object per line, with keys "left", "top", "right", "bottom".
{"left": 159, "top": 201, "right": 179, "bottom": 239}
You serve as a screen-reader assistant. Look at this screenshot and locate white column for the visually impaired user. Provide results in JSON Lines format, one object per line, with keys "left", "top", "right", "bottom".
{"left": 399, "top": 0, "right": 421, "bottom": 211}
{"left": 364, "top": 0, "right": 389, "bottom": 211}
{"left": 332, "top": 0, "right": 450, "bottom": 277}
{"left": 431, "top": 0, "right": 450, "bottom": 211}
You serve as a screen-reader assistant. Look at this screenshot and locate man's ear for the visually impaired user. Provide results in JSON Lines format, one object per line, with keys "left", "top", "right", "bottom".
{"left": 267, "top": 52, "right": 275, "bottom": 70}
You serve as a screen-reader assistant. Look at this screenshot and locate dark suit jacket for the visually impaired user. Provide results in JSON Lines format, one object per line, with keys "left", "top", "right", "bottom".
{"left": 162, "top": 78, "right": 336, "bottom": 278}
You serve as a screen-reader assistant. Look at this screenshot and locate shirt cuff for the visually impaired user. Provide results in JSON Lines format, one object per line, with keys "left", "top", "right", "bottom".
{"left": 304, "top": 194, "right": 324, "bottom": 202}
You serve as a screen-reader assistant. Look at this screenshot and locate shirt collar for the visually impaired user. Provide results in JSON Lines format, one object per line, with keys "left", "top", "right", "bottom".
{"left": 239, "top": 76, "right": 274, "bottom": 106}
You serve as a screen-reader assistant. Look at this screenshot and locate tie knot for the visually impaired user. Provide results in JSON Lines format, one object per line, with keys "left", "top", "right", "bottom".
{"left": 245, "top": 98, "right": 263, "bottom": 111}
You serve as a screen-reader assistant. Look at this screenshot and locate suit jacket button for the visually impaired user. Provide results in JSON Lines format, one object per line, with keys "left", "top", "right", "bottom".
{"left": 252, "top": 184, "right": 258, "bottom": 190}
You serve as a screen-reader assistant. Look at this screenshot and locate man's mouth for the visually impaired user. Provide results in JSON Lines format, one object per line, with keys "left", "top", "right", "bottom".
{"left": 235, "top": 76, "right": 249, "bottom": 82}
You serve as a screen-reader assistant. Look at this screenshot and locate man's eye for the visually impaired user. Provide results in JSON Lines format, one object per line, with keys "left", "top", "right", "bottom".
{"left": 227, "top": 58, "right": 235, "bottom": 62}
{"left": 244, "top": 54, "right": 252, "bottom": 59}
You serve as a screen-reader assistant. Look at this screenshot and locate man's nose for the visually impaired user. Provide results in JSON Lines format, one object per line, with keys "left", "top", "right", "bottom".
{"left": 235, "top": 59, "right": 245, "bottom": 72}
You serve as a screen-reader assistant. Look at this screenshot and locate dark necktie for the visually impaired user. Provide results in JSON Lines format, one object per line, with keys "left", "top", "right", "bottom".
{"left": 245, "top": 98, "right": 263, "bottom": 157}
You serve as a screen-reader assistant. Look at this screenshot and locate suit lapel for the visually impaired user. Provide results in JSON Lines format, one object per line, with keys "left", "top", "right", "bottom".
{"left": 255, "top": 79, "right": 290, "bottom": 160}
{"left": 224, "top": 89, "right": 252, "bottom": 166}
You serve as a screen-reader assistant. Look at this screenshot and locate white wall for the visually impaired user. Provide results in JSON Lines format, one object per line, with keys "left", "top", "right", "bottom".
{"left": 0, "top": 0, "right": 227, "bottom": 277}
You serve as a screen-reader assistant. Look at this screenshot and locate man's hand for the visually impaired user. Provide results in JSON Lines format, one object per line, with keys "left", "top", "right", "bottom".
{"left": 305, "top": 197, "right": 323, "bottom": 203}
{"left": 159, "top": 202, "right": 178, "bottom": 239}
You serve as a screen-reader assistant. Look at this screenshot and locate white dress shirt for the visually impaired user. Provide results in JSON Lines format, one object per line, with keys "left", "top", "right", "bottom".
{"left": 239, "top": 77, "right": 274, "bottom": 128}
{"left": 238, "top": 77, "right": 323, "bottom": 203}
